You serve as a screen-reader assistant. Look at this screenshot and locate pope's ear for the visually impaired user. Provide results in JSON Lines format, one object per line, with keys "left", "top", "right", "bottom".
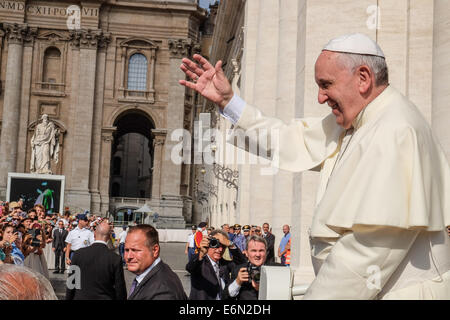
{"left": 357, "top": 65, "right": 373, "bottom": 94}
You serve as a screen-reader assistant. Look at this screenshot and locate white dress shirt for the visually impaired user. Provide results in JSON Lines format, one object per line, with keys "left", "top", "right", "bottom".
{"left": 65, "top": 226, "right": 95, "bottom": 251}
{"left": 135, "top": 257, "right": 161, "bottom": 284}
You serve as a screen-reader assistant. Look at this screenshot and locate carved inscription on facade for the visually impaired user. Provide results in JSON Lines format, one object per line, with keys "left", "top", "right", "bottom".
{"left": 0, "top": 1, "right": 98, "bottom": 17}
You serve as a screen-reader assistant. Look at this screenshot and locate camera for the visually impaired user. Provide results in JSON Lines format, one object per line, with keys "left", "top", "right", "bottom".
{"left": 27, "top": 229, "right": 41, "bottom": 247}
{"left": 246, "top": 262, "right": 261, "bottom": 283}
{"left": 208, "top": 237, "right": 221, "bottom": 248}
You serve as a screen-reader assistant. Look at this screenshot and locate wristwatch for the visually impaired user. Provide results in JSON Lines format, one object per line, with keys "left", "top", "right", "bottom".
{"left": 3, "top": 241, "right": 11, "bottom": 248}
{"left": 228, "top": 240, "right": 236, "bottom": 249}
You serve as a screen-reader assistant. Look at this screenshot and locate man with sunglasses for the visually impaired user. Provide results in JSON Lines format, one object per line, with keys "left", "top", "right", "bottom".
{"left": 232, "top": 224, "right": 246, "bottom": 252}
{"left": 186, "top": 230, "right": 246, "bottom": 300}
{"left": 52, "top": 220, "right": 68, "bottom": 274}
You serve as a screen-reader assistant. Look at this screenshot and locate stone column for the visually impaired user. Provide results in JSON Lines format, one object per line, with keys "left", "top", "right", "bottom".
{"left": 151, "top": 129, "right": 167, "bottom": 199}
{"left": 119, "top": 46, "right": 126, "bottom": 98}
{"left": 17, "top": 28, "right": 37, "bottom": 172}
{"left": 245, "top": 0, "right": 278, "bottom": 239}
{"left": 0, "top": 23, "right": 27, "bottom": 193}
{"left": 65, "top": 29, "right": 101, "bottom": 210}
{"left": 99, "top": 127, "right": 116, "bottom": 215}
{"left": 164, "top": 39, "right": 193, "bottom": 197}
{"left": 90, "top": 34, "right": 111, "bottom": 215}
{"left": 432, "top": 0, "right": 450, "bottom": 162}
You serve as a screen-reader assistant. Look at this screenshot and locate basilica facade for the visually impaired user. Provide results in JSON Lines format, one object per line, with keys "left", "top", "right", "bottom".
{"left": 0, "top": 0, "right": 208, "bottom": 227}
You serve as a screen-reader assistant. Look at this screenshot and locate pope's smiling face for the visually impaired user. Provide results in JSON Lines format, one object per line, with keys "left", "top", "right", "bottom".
{"left": 315, "top": 51, "right": 364, "bottom": 129}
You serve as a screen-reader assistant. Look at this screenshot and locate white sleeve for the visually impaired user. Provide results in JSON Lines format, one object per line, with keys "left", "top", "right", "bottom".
{"left": 65, "top": 230, "right": 72, "bottom": 243}
{"left": 219, "top": 94, "right": 246, "bottom": 124}
{"left": 303, "top": 226, "right": 419, "bottom": 300}
{"left": 227, "top": 279, "right": 242, "bottom": 298}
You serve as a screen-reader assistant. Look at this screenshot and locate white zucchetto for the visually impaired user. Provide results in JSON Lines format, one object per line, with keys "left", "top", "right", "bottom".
{"left": 323, "top": 33, "right": 385, "bottom": 58}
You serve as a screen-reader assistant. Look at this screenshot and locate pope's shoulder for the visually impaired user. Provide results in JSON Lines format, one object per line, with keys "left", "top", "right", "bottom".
{"left": 376, "top": 90, "right": 432, "bottom": 139}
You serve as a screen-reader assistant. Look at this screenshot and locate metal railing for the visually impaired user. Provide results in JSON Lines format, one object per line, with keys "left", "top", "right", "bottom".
{"left": 111, "top": 197, "right": 149, "bottom": 205}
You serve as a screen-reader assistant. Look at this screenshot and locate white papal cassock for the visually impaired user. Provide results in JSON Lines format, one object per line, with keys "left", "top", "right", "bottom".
{"left": 225, "top": 85, "right": 450, "bottom": 299}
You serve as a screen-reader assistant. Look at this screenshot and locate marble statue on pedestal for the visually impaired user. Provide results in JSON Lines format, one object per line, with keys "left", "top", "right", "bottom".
{"left": 30, "top": 114, "right": 59, "bottom": 174}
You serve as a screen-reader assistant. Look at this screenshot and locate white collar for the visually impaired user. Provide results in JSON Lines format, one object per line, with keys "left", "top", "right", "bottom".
{"left": 135, "top": 257, "right": 161, "bottom": 283}
{"left": 207, "top": 254, "right": 220, "bottom": 269}
{"left": 93, "top": 240, "right": 108, "bottom": 246}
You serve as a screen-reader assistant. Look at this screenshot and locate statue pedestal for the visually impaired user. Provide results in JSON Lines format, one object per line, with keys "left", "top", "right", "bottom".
{"left": 6, "top": 172, "right": 65, "bottom": 214}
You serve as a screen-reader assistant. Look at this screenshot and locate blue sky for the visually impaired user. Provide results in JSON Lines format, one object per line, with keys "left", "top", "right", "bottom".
{"left": 199, "top": 0, "right": 218, "bottom": 10}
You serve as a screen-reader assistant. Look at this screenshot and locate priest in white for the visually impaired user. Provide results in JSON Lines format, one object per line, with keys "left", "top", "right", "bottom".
{"left": 179, "top": 33, "right": 450, "bottom": 299}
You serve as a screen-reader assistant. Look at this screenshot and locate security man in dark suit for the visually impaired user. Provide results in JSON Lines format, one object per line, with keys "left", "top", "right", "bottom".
{"left": 262, "top": 222, "right": 275, "bottom": 263}
{"left": 186, "top": 229, "right": 246, "bottom": 300}
{"left": 222, "top": 235, "right": 281, "bottom": 300}
{"left": 65, "top": 219, "right": 127, "bottom": 300}
{"left": 52, "top": 220, "right": 68, "bottom": 274}
{"left": 125, "top": 224, "right": 187, "bottom": 300}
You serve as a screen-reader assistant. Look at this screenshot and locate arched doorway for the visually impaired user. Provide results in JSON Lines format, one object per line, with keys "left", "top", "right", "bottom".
{"left": 110, "top": 111, "right": 155, "bottom": 200}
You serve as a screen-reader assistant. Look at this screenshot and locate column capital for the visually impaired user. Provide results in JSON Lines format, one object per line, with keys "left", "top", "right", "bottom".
{"left": 3, "top": 23, "right": 28, "bottom": 45}
{"left": 98, "top": 32, "right": 112, "bottom": 52}
{"left": 101, "top": 126, "right": 116, "bottom": 142}
{"left": 23, "top": 27, "right": 38, "bottom": 47}
{"left": 168, "top": 38, "right": 197, "bottom": 59}
{"left": 151, "top": 128, "right": 167, "bottom": 145}
{"left": 70, "top": 29, "right": 108, "bottom": 50}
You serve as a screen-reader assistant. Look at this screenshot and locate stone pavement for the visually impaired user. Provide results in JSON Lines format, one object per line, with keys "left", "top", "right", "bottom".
{"left": 49, "top": 242, "right": 191, "bottom": 300}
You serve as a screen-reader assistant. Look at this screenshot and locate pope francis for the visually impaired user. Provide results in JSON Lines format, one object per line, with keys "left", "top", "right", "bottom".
{"left": 179, "top": 33, "right": 450, "bottom": 299}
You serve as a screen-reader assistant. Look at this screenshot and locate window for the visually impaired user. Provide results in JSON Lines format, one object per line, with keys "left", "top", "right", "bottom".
{"left": 42, "top": 47, "right": 61, "bottom": 90}
{"left": 127, "top": 53, "right": 147, "bottom": 91}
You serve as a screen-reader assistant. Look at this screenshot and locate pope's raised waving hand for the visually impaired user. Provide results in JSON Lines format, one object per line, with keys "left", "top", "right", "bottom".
{"left": 179, "top": 54, "right": 234, "bottom": 110}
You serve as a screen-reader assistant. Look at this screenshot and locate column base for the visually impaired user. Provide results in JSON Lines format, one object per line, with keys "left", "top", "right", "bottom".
{"left": 90, "top": 191, "right": 101, "bottom": 215}
{"left": 65, "top": 189, "right": 92, "bottom": 213}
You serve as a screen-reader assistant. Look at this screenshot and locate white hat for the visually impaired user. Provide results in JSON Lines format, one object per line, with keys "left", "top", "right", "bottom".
{"left": 323, "top": 33, "right": 385, "bottom": 58}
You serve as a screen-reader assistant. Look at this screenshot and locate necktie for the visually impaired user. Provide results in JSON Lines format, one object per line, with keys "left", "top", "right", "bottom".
{"left": 129, "top": 278, "right": 138, "bottom": 297}
{"left": 214, "top": 263, "right": 224, "bottom": 299}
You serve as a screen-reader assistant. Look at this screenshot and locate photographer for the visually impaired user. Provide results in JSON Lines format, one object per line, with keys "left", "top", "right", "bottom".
{"left": 186, "top": 229, "right": 246, "bottom": 300}
{"left": 223, "top": 235, "right": 281, "bottom": 300}
{"left": 0, "top": 225, "right": 24, "bottom": 265}
{"left": 23, "top": 222, "right": 50, "bottom": 279}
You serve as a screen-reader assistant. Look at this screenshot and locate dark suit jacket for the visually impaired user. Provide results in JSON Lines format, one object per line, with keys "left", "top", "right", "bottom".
{"left": 52, "top": 228, "right": 68, "bottom": 251}
{"left": 65, "top": 242, "right": 127, "bottom": 300}
{"left": 128, "top": 260, "right": 187, "bottom": 300}
{"left": 263, "top": 233, "right": 275, "bottom": 263}
{"left": 222, "top": 261, "right": 282, "bottom": 300}
{"left": 186, "top": 247, "right": 246, "bottom": 300}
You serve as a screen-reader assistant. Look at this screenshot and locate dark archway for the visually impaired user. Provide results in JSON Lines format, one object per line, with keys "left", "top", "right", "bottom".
{"left": 110, "top": 110, "right": 155, "bottom": 199}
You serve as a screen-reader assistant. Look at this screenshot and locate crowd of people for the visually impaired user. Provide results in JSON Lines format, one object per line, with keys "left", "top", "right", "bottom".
{"left": 1, "top": 195, "right": 292, "bottom": 301}
{"left": 0, "top": 200, "right": 116, "bottom": 279}
{"left": 184, "top": 221, "right": 292, "bottom": 300}
{"left": 185, "top": 222, "right": 291, "bottom": 267}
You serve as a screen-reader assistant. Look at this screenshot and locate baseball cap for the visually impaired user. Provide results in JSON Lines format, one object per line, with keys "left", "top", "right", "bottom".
{"left": 76, "top": 213, "right": 88, "bottom": 221}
